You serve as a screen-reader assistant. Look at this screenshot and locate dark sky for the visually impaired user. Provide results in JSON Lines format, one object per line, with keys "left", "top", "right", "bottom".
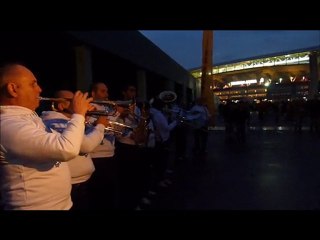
{"left": 140, "top": 30, "right": 320, "bottom": 69}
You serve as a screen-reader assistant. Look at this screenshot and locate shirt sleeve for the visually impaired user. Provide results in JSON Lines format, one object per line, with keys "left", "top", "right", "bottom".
{"left": 153, "top": 111, "right": 177, "bottom": 142}
{"left": 80, "top": 124, "right": 105, "bottom": 153}
{"left": 1, "top": 114, "right": 85, "bottom": 163}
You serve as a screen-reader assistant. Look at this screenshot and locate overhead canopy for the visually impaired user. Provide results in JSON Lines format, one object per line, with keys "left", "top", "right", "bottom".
{"left": 67, "top": 31, "right": 196, "bottom": 85}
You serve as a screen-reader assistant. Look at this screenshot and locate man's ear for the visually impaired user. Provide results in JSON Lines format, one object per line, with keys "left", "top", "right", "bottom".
{"left": 6, "top": 82, "right": 19, "bottom": 97}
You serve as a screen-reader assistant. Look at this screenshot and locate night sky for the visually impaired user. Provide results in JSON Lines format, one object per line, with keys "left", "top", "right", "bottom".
{"left": 140, "top": 30, "right": 320, "bottom": 69}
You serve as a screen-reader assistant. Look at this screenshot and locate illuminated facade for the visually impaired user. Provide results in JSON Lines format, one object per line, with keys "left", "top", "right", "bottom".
{"left": 190, "top": 49, "right": 320, "bottom": 101}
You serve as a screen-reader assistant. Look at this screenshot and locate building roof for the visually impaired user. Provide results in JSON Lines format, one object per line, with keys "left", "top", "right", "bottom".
{"left": 67, "top": 31, "right": 195, "bottom": 85}
{"left": 189, "top": 45, "right": 320, "bottom": 71}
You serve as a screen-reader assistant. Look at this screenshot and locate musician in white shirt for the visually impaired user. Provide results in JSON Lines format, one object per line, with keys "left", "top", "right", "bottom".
{"left": 0, "top": 63, "right": 92, "bottom": 210}
{"left": 88, "top": 82, "right": 118, "bottom": 209}
{"left": 150, "top": 97, "right": 177, "bottom": 190}
{"left": 188, "top": 97, "right": 210, "bottom": 154}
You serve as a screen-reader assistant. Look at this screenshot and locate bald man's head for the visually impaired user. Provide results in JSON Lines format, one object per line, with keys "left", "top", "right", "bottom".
{"left": 0, "top": 64, "right": 22, "bottom": 90}
{"left": 0, "top": 63, "right": 42, "bottom": 111}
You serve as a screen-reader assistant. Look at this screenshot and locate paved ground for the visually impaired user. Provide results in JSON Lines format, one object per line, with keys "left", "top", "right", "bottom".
{"left": 149, "top": 114, "right": 320, "bottom": 210}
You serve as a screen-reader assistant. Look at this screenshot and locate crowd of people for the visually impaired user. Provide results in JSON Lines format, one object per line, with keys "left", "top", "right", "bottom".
{"left": 0, "top": 63, "right": 210, "bottom": 210}
{"left": 218, "top": 98, "right": 320, "bottom": 144}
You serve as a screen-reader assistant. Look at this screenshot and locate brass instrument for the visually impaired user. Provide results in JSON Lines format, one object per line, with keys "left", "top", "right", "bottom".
{"left": 39, "top": 97, "right": 132, "bottom": 107}
{"left": 117, "top": 98, "right": 150, "bottom": 146}
{"left": 158, "top": 90, "right": 177, "bottom": 103}
{"left": 39, "top": 97, "right": 134, "bottom": 135}
{"left": 131, "top": 101, "right": 150, "bottom": 146}
{"left": 169, "top": 107, "right": 209, "bottom": 131}
{"left": 85, "top": 120, "right": 134, "bottom": 135}
{"left": 39, "top": 97, "right": 133, "bottom": 116}
{"left": 158, "top": 92, "right": 196, "bottom": 127}
{"left": 157, "top": 91, "right": 207, "bottom": 130}
{"left": 107, "top": 121, "right": 134, "bottom": 135}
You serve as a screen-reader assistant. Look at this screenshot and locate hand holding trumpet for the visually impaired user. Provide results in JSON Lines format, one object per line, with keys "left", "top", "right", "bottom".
{"left": 40, "top": 93, "right": 134, "bottom": 134}
{"left": 94, "top": 115, "right": 110, "bottom": 128}
{"left": 70, "top": 91, "right": 94, "bottom": 117}
{"left": 43, "top": 91, "right": 93, "bottom": 117}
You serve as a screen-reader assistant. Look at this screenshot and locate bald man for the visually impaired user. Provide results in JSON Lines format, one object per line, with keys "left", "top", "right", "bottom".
{"left": 0, "top": 63, "right": 92, "bottom": 210}
{"left": 88, "top": 82, "right": 119, "bottom": 209}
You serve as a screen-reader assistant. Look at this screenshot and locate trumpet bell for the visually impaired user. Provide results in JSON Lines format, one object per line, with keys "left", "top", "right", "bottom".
{"left": 159, "top": 91, "right": 177, "bottom": 103}
{"left": 85, "top": 119, "right": 134, "bottom": 136}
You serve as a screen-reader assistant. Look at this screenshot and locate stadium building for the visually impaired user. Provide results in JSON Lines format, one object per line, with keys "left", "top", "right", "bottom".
{"left": 190, "top": 47, "right": 320, "bottom": 102}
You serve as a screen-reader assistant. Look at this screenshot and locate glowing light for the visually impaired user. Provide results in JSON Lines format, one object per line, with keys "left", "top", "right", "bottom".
{"left": 230, "top": 79, "right": 257, "bottom": 86}
{"left": 290, "top": 76, "right": 296, "bottom": 82}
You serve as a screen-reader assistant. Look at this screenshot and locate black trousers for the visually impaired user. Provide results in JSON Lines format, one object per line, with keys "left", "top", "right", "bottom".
{"left": 71, "top": 181, "right": 90, "bottom": 210}
{"left": 150, "top": 141, "right": 169, "bottom": 190}
{"left": 174, "top": 125, "right": 188, "bottom": 158}
{"left": 89, "top": 156, "right": 117, "bottom": 210}
{"left": 193, "top": 128, "right": 208, "bottom": 153}
{"left": 114, "top": 142, "right": 142, "bottom": 209}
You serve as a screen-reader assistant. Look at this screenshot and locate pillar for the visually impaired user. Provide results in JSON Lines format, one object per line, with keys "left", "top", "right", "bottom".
{"left": 137, "top": 70, "right": 147, "bottom": 101}
{"left": 308, "top": 51, "right": 319, "bottom": 98}
{"left": 74, "top": 45, "right": 92, "bottom": 92}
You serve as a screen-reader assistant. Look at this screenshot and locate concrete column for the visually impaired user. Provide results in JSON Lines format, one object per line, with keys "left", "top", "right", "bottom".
{"left": 74, "top": 45, "right": 92, "bottom": 92}
{"left": 308, "top": 51, "right": 319, "bottom": 98}
{"left": 181, "top": 79, "right": 187, "bottom": 104}
{"left": 137, "top": 70, "right": 146, "bottom": 101}
{"left": 195, "top": 78, "right": 201, "bottom": 99}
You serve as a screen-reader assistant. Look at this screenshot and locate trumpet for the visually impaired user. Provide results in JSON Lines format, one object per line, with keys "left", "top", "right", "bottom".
{"left": 106, "top": 121, "right": 135, "bottom": 135}
{"left": 40, "top": 96, "right": 135, "bottom": 135}
{"left": 86, "top": 120, "right": 135, "bottom": 135}
{"left": 39, "top": 97, "right": 133, "bottom": 116}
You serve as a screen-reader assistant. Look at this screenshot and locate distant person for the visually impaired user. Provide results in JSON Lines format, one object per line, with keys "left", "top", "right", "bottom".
{"left": 234, "top": 101, "right": 250, "bottom": 143}
{"left": 188, "top": 97, "right": 210, "bottom": 154}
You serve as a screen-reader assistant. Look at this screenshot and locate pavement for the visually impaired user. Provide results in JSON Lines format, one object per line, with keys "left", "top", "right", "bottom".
{"left": 147, "top": 113, "right": 320, "bottom": 210}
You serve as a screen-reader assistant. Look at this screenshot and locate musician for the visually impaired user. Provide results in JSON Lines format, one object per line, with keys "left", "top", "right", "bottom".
{"left": 116, "top": 84, "right": 141, "bottom": 145}
{"left": 114, "top": 84, "right": 145, "bottom": 209}
{"left": 89, "top": 82, "right": 118, "bottom": 158}
{"left": 88, "top": 82, "right": 119, "bottom": 209}
{"left": 135, "top": 100, "right": 156, "bottom": 208}
{"left": 150, "top": 96, "right": 177, "bottom": 190}
{"left": 170, "top": 100, "right": 189, "bottom": 163}
{"left": 0, "top": 63, "right": 92, "bottom": 210}
{"left": 187, "top": 97, "right": 210, "bottom": 155}
{"left": 41, "top": 90, "right": 109, "bottom": 210}
{"left": 159, "top": 92, "right": 188, "bottom": 171}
